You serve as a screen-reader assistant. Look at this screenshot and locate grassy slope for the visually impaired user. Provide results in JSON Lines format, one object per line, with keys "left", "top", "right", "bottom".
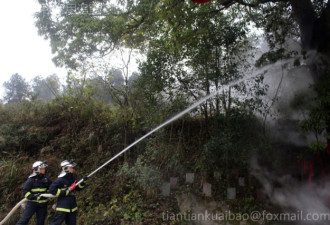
{"left": 0, "top": 98, "right": 271, "bottom": 224}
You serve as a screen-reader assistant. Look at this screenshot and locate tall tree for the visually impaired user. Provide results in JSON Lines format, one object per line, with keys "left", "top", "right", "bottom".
{"left": 136, "top": 3, "right": 267, "bottom": 123}
{"left": 193, "top": 0, "right": 330, "bottom": 56}
{"left": 32, "top": 74, "right": 61, "bottom": 101}
{"left": 35, "top": 0, "right": 329, "bottom": 143}
{"left": 3, "top": 73, "right": 30, "bottom": 103}
{"left": 35, "top": 0, "right": 330, "bottom": 60}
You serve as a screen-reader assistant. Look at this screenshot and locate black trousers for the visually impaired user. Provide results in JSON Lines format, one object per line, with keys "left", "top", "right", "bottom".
{"left": 49, "top": 211, "right": 77, "bottom": 225}
{"left": 16, "top": 202, "right": 47, "bottom": 225}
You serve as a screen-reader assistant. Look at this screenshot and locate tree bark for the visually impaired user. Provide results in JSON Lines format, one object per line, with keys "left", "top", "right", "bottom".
{"left": 289, "top": 0, "right": 330, "bottom": 57}
{"left": 289, "top": 0, "right": 316, "bottom": 50}
{"left": 313, "top": 1, "right": 330, "bottom": 56}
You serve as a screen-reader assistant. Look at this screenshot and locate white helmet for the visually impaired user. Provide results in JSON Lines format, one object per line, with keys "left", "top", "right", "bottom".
{"left": 58, "top": 159, "right": 76, "bottom": 177}
{"left": 29, "top": 161, "right": 48, "bottom": 178}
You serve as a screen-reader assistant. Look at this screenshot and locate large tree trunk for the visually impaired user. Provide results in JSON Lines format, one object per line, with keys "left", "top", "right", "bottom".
{"left": 290, "top": 0, "right": 330, "bottom": 57}
{"left": 289, "top": 0, "right": 316, "bottom": 50}
{"left": 314, "top": 1, "right": 330, "bottom": 56}
{"left": 289, "top": 0, "right": 330, "bottom": 146}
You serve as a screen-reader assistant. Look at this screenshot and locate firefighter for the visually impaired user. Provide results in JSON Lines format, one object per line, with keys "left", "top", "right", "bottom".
{"left": 17, "top": 161, "right": 52, "bottom": 225}
{"left": 49, "top": 160, "right": 87, "bottom": 225}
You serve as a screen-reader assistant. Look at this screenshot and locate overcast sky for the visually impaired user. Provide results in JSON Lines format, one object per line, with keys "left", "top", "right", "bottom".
{"left": 0, "top": 0, "right": 66, "bottom": 98}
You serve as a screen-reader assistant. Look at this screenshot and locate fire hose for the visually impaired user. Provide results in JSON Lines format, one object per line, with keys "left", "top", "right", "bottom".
{"left": 0, "top": 74, "right": 252, "bottom": 224}
{"left": 0, "top": 198, "right": 27, "bottom": 225}
{"left": 0, "top": 94, "right": 205, "bottom": 224}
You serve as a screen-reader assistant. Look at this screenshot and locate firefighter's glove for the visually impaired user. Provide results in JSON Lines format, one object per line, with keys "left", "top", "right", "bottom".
{"left": 33, "top": 193, "right": 41, "bottom": 201}
{"left": 81, "top": 176, "right": 88, "bottom": 185}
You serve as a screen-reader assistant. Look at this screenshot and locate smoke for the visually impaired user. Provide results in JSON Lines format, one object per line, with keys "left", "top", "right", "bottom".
{"left": 251, "top": 157, "right": 330, "bottom": 225}
{"left": 252, "top": 38, "right": 325, "bottom": 147}
{"left": 249, "top": 37, "right": 330, "bottom": 224}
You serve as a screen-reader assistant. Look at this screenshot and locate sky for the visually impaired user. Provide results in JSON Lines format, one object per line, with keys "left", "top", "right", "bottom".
{"left": 0, "top": 0, "right": 67, "bottom": 98}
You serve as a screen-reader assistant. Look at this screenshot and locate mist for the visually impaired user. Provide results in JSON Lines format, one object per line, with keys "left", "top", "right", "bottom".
{"left": 251, "top": 37, "right": 329, "bottom": 224}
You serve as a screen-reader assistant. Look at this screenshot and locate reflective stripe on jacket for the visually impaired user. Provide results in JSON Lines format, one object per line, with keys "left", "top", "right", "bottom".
{"left": 22, "top": 174, "right": 52, "bottom": 204}
{"left": 49, "top": 173, "right": 85, "bottom": 213}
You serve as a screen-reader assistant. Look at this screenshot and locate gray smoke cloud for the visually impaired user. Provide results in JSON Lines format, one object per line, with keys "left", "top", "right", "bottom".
{"left": 250, "top": 38, "right": 330, "bottom": 224}
{"left": 253, "top": 39, "right": 325, "bottom": 147}
{"left": 251, "top": 157, "right": 330, "bottom": 225}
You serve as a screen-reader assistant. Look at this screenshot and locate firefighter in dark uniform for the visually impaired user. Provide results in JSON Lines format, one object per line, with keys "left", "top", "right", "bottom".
{"left": 17, "top": 161, "right": 52, "bottom": 225}
{"left": 49, "top": 160, "right": 88, "bottom": 225}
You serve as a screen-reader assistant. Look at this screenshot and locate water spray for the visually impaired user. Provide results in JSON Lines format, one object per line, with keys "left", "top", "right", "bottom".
{"left": 65, "top": 73, "right": 261, "bottom": 187}
{"left": 0, "top": 73, "right": 262, "bottom": 224}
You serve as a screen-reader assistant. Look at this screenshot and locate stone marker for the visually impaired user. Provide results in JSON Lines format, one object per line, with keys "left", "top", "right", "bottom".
{"left": 186, "top": 173, "right": 195, "bottom": 183}
{"left": 161, "top": 183, "right": 170, "bottom": 196}
{"left": 227, "top": 187, "right": 236, "bottom": 199}
{"left": 170, "top": 177, "right": 178, "bottom": 189}
{"left": 238, "top": 177, "right": 245, "bottom": 186}
{"left": 203, "top": 183, "right": 212, "bottom": 197}
{"left": 97, "top": 144, "right": 103, "bottom": 153}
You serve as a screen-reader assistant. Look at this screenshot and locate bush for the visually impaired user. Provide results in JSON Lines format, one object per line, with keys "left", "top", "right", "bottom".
{"left": 116, "top": 157, "right": 162, "bottom": 191}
